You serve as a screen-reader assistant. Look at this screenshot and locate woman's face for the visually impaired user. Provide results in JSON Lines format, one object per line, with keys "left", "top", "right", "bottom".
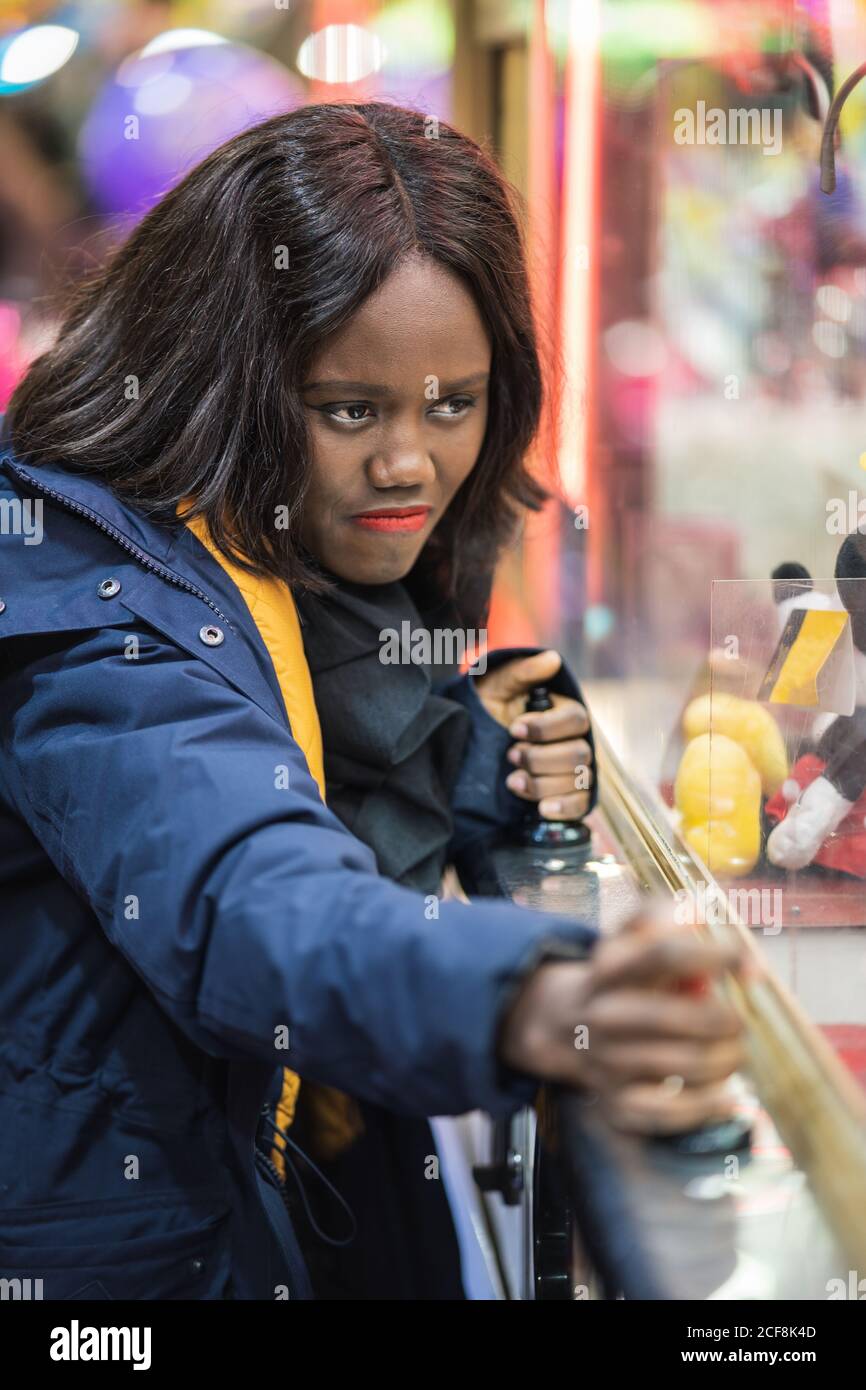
{"left": 301, "top": 253, "right": 492, "bottom": 585}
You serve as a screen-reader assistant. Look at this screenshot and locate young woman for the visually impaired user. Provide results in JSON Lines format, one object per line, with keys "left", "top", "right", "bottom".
{"left": 0, "top": 102, "right": 744, "bottom": 1301}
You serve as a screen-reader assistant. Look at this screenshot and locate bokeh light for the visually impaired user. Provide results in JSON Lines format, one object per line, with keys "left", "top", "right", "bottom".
{"left": 815, "top": 284, "right": 851, "bottom": 324}
{"left": 296, "top": 24, "right": 386, "bottom": 84}
{"left": 604, "top": 320, "right": 668, "bottom": 377}
{"left": 80, "top": 38, "right": 303, "bottom": 223}
{"left": 812, "top": 319, "right": 847, "bottom": 358}
{"left": 0, "top": 25, "right": 79, "bottom": 92}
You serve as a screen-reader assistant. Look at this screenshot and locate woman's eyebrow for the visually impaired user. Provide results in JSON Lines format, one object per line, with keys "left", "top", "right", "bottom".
{"left": 302, "top": 371, "right": 490, "bottom": 395}
{"left": 303, "top": 379, "right": 392, "bottom": 394}
{"left": 438, "top": 371, "right": 490, "bottom": 392}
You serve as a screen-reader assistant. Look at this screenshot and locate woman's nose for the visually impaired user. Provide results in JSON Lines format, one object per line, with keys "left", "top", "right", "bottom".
{"left": 366, "top": 431, "right": 436, "bottom": 490}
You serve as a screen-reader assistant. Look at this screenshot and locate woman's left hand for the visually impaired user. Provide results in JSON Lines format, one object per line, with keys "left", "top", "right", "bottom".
{"left": 474, "top": 649, "right": 594, "bottom": 821}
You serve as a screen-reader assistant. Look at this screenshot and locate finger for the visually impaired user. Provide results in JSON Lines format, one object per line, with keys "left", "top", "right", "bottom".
{"left": 623, "top": 902, "right": 766, "bottom": 990}
{"left": 590, "top": 922, "right": 744, "bottom": 993}
{"left": 504, "top": 770, "right": 586, "bottom": 804}
{"left": 510, "top": 699, "right": 590, "bottom": 742}
{"left": 507, "top": 738, "right": 593, "bottom": 776}
{"left": 541, "top": 986, "right": 743, "bottom": 1085}
{"left": 580, "top": 987, "right": 743, "bottom": 1043}
{"left": 538, "top": 792, "right": 592, "bottom": 821}
{"left": 503, "top": 772, "right": 591, "bottom": 819}
{"left": 601, "top": 1081, "right": 736, "bottom": 1136}
{"left": 584, "top": 1036, "right": 746, "bottom": 1089}
{"left": 488, "top": 649, "right": 563, "bottom": 703}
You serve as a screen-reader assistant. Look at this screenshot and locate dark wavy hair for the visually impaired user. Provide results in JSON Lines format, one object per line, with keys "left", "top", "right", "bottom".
{"left": 8, "top": 101, "right": 546, "bottom": 626}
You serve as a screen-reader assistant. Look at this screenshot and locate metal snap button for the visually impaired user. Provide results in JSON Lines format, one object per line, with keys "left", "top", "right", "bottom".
{"left": 190, "top": 1257, "right": 206, "bottom": 1276}
{"left": 199, "top": 624, "right": 225, "bottom": 647}
{"left": 97, "top": 577, "right": 121, "bottom": 600}
{"left": 0, "top": 600, "right": 5, "bottom": 614}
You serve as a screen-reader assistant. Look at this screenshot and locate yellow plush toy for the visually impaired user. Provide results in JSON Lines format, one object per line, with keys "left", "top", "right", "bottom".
{"left": 682, "top": 692, "right": 788, "bottom": 797}
{"left": 675, "top": 731, "right": 762, "bottom": 877}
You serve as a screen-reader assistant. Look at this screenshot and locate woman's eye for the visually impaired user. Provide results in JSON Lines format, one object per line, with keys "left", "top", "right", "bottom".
{"left": 322, "top": 402, "right": 374, "bottom": 423}
{"left": 314, "top": 396, "right": 476, "bottom": 423}
{"left": 429, "top": 395, "right": 476, "bottom": 417}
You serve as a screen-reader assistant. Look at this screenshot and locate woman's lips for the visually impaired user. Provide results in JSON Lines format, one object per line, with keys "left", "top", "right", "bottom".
{"left": 350, "top": 507, "right": 431, "bottom": 534}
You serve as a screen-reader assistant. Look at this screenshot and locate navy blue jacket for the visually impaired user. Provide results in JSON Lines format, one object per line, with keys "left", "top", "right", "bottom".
{"left": 0, "top": 450, "right": 595, "bottom": 1300}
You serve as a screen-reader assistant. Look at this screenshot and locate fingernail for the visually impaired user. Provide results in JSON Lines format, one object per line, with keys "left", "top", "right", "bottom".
{"left": 510, "top": 721, "right": 529, "bottom": 738}
{"left": 506, "top": 746, "right": 522, "bottom": 765}
{"left": 506, "top": 772, "right": 527, "bottom": 792}
{"left": 540, "top": 799, "right": 563, "bottom": 816}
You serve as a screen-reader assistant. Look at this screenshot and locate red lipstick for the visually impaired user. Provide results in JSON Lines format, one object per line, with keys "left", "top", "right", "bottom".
{"left": 351, "top": 507, "right": 431, "bottom": 534}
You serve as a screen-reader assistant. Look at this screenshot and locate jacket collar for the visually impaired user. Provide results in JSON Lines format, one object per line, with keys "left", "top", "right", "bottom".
{"left": 0, "top": 447, "right": 290, "bottom": 730}
{"left": 1, "top": 450, "right": 183, "bottom": 566}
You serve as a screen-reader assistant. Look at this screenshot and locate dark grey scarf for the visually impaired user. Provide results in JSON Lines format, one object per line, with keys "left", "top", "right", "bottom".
{"left": 294, "top": 580, "right": 471, "bottom": 896}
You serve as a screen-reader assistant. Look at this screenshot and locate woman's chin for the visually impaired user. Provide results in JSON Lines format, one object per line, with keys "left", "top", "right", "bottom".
{"left": 339, "top": 560, "right": 415, "bottom": 585}
{"left": 323, "top": 540, "right": 422, "bottom": 586}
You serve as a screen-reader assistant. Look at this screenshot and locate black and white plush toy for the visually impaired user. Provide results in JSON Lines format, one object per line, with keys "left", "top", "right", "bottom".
{"left": 765, "top": 540, "right": 866, "bottom": 874}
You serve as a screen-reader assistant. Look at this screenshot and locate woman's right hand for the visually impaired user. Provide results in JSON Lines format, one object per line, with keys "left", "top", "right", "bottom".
{"left": 498, "top": 907, "right": 749, "bottom": 1134}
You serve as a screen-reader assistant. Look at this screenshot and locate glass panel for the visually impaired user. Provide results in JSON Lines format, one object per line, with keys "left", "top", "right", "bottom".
{"left": 523, "top": 0, "right": 866, "bottom": 1134}
{"left": 701, "top": 576, "right": 866, "bottom": 1094}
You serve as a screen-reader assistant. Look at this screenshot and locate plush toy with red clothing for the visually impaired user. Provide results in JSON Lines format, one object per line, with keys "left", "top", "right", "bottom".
{"left": 765, "top": 537, "right": 866, "bottom": 876}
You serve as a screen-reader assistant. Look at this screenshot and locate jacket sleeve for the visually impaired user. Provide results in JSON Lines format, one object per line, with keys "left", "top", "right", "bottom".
{"left": 440, "top": 647, "right": 599, "bottom": 859}
{"left": 0, "top": 624, "right": 595, "bottom": 1120}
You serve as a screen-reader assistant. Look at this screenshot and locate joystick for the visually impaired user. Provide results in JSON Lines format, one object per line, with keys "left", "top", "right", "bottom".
{"left": 514, "top": 685, "right": 591, "bottom": 847}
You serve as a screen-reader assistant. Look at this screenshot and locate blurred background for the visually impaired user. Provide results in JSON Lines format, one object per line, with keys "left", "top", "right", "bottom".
{"left": 3, "top": 1, "right": 866, "bottom": 739}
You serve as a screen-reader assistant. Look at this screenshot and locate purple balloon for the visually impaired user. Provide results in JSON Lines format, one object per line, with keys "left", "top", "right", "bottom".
{"left": 80, "top": 41, "right": 304, "bottom": 223}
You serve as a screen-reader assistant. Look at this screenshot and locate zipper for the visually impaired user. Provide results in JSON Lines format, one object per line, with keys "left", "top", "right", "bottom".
{"left": 256, "top": 1149, "right": 289, "bottom": 1203}
{"left": 256, "top": 1106, "right": 287, "bottom": 1176}
{"left": 7, "top": 462, "right": 234, "bottom": 628}
{"left": 256, "top": 1104, "right": 289, "bottom": 1208}
{"left": 254, "top": 1146, "right": 313, "bottom": 1298}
